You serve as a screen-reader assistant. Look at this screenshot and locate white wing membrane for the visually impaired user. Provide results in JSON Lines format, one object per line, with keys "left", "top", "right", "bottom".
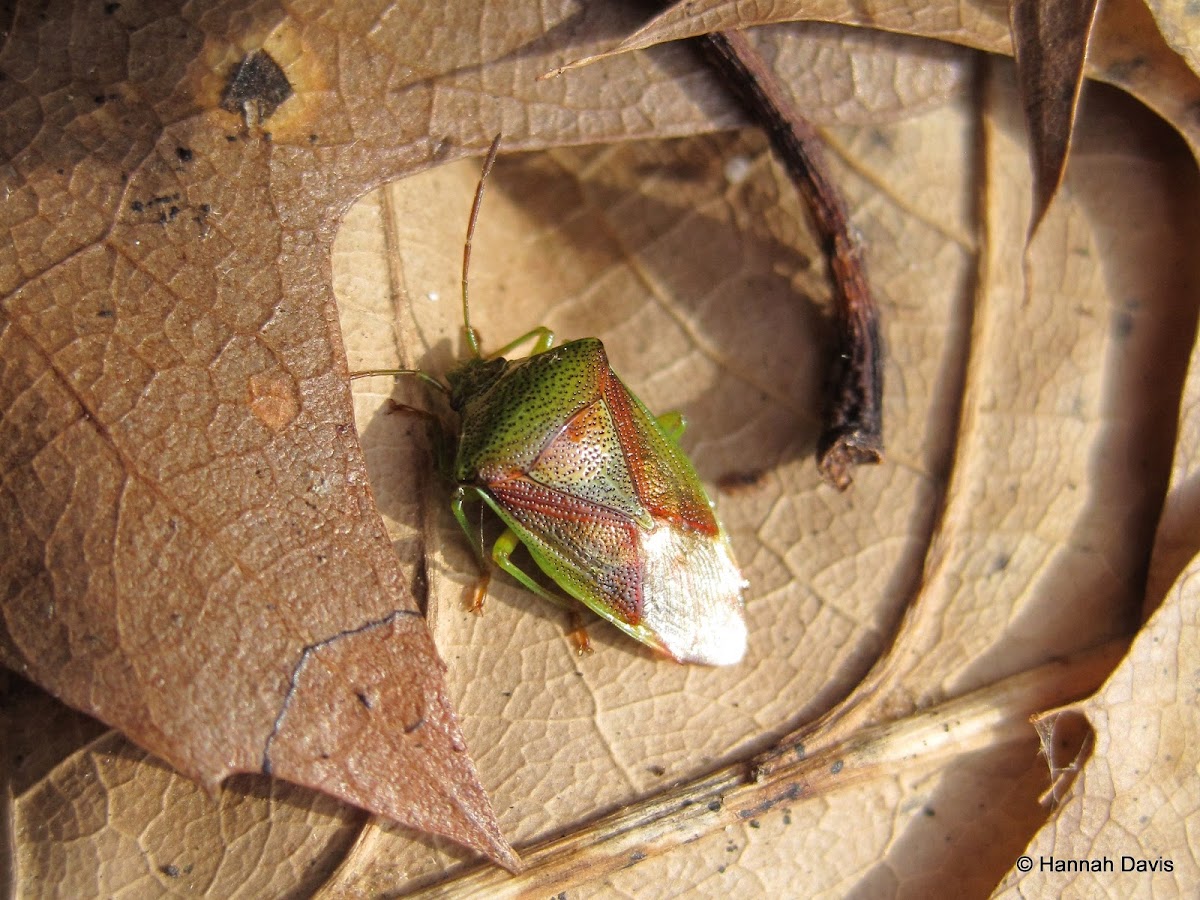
{"left": 639, "top": 524, "right": 747, "bottom": 666}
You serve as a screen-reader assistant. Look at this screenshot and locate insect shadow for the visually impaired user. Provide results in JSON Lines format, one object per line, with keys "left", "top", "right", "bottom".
{"left": 468, "top": 133, "right": 832, "bottom": 478}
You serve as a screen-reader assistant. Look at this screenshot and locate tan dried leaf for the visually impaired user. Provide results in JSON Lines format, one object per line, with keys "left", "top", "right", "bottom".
{"left": 552, "top": 0, "right": 1200, "bottom": 178}
{"left": 1144, "top": 0, "right": 1200, "bottom": 79}
{"left": 326, "top": 35, "right": 1197, "bottom": 900}
{"left": 5, "top": 0, "right": 1200, "bottom": 896}
{"left": 0, "top": 0, "right": 753, "bottom": 870}
{"left": 994, "top": 558, "right": 1200, "bottom": 894}
{"left": 550, "top": 0, "right": 1012, "bottom": 76}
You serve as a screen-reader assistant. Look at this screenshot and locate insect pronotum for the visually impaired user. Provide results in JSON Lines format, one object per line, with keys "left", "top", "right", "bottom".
{"left": 355, "top": 136, "right": 747, "bottom": 665}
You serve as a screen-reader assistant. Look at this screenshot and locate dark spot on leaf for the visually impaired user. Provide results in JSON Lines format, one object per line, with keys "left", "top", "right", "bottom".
{"left": 708, "top": 799, "right": 722, "bottom": 812}
{"left": 309, "top": 133, "right": 319, "bottom": 143}
{"left": 176, "top": 146, "right": 193, "bottom": 163}
{"left": 1105, "top": 55, "right": 1147, "bottom": 84}
{"left": 749, "top": 819, "right": 760, "bottom": 828}
{"left": 1113, "top": 310, "right": 1134, "bottom": 338}
{"left": 97, "top": 308, "right": 114, "bottom": 318}
{"left": 646, "top": 764, "right": 666, "bottom": 777}
{"left": 628, "top": 850, "right": 646, "bottom": 864}
{"left": 104, "top": 2, "right": 120, "bottom": 12}
{"left": 221, "top": 50, "right": 293, "bottom": 122}
{"left": 159, "top": 864, "right": 180, "bottom": 878}
{"left": 831, "top": 759, "right": 844, "bottom": 774}
{"left": 356, "top": 690, "right": 373, "bottom": 710}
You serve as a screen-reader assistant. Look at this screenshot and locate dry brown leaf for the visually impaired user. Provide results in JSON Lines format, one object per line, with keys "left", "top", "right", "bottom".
{"left": 0, "top": 0, "right": 757, "bottom": 870}
{"left": 326, "top": 44, "right": 1195, "bottom": 900}
{"left": 993, "top": 140, "right": 1200, "bottom": 890}
{"left": 549, "top": 0, "right": 1012, "bottom": 75}
{"left": 552, "top": 0, "right": 1200, "bottom": 158}
{"left": 1145, "top": 199, "right": 1200, "bottom": 613}
{"left": 5, "top": 1, "right": 1200, "bottom": 896}
{"left": 994, "top": 559, "right": 1200, "bottom": 894}
{"left": 406, "top": 641, "right": 1125, "bottom": 897}
{"left": 1009, "top": 0, "right": 1102, "bottom": 234}
{"left": 4, "top": 681, "right": 362, "bottom": 898}
{"left": 1144, "top": 0, "right": 1200, "bottom": 78}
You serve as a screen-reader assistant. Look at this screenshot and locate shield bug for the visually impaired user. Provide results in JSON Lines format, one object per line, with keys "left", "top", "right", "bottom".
{"left": 356, "top": 137, "right": 747, "bottom": 665}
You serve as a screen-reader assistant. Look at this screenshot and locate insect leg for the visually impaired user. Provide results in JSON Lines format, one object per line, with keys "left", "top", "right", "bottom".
{"left": 488, "top": 326, "right": 555, "bottom": 360}
{"left": 492, "top": 528, "right": 592, "bottom": 654}
{"left": 450, "top": 487, "right": 486, "bottom": 563}
{"left": 451, "top": 487, "right": 492, "bottom": 612}
{"left": 490, "top": 527, "right": 565, "bottom": 605}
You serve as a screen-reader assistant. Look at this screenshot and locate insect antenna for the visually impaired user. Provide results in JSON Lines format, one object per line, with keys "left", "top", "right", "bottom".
{"left": 348, "top": 368, "right": 449, "bottom": 394}
{"left": 461, "top": 133, "right": 503, "bottom": 360}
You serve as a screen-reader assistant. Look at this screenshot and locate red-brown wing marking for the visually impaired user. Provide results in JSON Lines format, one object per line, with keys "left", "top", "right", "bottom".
{"left": 486, "top": 474, "right": 644, "bottom": 623}
{"left": 600, "top": 369, "right": 719, "bottom": 537}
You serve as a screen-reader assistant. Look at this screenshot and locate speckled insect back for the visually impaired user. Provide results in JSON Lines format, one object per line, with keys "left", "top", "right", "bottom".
{"left": 449, "top": 338, "right": 747, "bottom": 665}
{"left": 355, "top": 136, "right": 747, "bottom": 665}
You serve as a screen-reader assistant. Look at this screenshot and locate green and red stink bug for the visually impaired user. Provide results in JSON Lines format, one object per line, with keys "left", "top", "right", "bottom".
{"left": 356, "top": 137, "right": 747, "bottom": 665}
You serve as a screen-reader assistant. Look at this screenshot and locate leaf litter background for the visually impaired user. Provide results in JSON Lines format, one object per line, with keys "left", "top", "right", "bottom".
{"left": 4, "top": 0, "right": 1200, "bottom": 896}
